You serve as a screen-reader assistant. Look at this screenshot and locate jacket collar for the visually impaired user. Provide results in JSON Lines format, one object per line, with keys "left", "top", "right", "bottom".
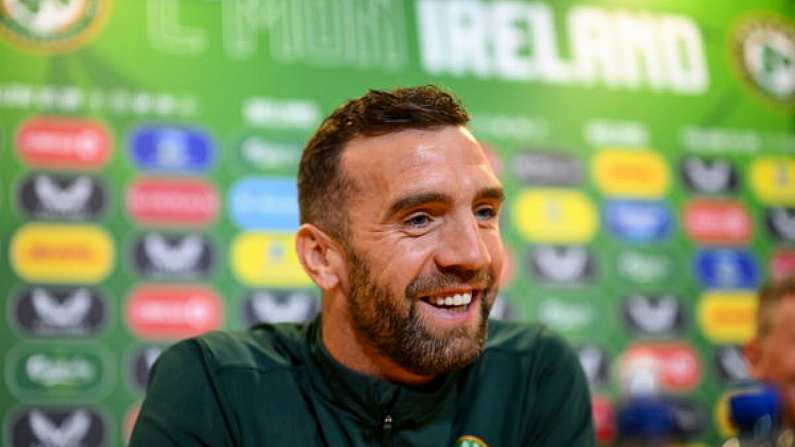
{"left": 305, "top": 316, "right": 461, "bottom": 429}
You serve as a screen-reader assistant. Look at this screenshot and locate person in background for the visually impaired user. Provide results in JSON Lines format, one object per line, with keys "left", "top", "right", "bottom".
{"left": 129, "top": 85, "right": 595, "bottom": 446}
{"left": 746, "top": 276, "right": 795, "bottom": 427}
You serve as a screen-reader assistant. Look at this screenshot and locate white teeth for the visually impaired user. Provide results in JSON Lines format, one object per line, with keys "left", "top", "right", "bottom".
{"left": 429, "top": 292, "right": 472, "bottom": 307}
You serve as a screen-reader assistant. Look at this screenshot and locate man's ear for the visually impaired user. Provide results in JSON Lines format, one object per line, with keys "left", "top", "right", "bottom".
{"left": 295, "top": 223, "right": 346, "bottom": 291}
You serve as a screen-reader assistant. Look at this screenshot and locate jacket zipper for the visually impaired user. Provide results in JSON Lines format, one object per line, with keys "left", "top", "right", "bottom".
{"left": 382, "top": 413, "right": 393, "bottom": 447}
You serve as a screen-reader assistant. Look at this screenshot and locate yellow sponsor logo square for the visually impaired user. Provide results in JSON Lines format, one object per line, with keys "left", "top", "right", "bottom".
{"left": 10, "top": 224, "right": 114, "bottom": 283}
{"left": 697, "top": 291, "right": 756, "bottom": 343}
{"left": 592, "top": 149, "right": 669, "bottom": 198}
{"left": 750, "top": 157, "right": 795, "bottom": 205}
{"left": 231, "top": 232, "right": 311, "bottom": 287}
{"left": 512, "top": 188, "right": 597, "bottom": 243}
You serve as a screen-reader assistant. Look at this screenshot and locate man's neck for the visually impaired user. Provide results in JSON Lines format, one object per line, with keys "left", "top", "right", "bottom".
{"left": 320, "top": 300, "right": 435, "bottom": 387}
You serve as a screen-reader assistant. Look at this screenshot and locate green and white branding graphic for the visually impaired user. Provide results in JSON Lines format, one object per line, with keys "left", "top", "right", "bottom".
{"left": 732, "top": 13, "right": 795, "bottom": 105}
{"left": 6, "top": 343, "right": 111, "bottom": 400}
{"left": 0, "top": 0, "right": 108, "bottom": 52}
{"left": 418, "top": 0, "right": 708, "bottom": 94}
{"left": 537, "top": 298, "right": 595, "bottom": 336}
{"left": 454, "top": 435, "right": 490, "bottom": 447}
{"left": 239, "top": 136, "right": 302, "bottom": 172}
{"left": 614, "top": 249, "right": 676, "bottom": 286}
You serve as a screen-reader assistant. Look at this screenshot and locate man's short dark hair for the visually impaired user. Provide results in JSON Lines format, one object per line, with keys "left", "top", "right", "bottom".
{"left": 298, "top": 85, "right": 470, "bottom": 241}
{"left": 756, "top": 276, "right": 795, "bottom": 337}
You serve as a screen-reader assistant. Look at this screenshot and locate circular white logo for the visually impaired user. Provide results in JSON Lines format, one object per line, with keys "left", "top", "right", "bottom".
{"left": 0, "top": 0, "right": 108, "bottom": 52}
{"left": 732, "top": 13, "right": 795, "bottom": 106}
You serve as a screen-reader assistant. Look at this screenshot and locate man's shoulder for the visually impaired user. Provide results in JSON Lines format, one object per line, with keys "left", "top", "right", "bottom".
{"left": 483, "top": 319, "right": 577, "bottom": 367}
{"left": 167, "top": 322, "right": 311, "bottom": 373}
{"left": 479, "top": 324, "right": 595, "bottom": 445}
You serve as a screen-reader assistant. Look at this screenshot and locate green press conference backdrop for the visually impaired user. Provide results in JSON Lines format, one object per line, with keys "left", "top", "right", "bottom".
{"left": 2, "top": 0, "right": 795, "bottom": 445}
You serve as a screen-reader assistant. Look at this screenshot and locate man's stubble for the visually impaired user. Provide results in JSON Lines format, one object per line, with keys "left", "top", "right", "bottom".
{"left": 345, "top": 249, "right": 497, "bottom": 377}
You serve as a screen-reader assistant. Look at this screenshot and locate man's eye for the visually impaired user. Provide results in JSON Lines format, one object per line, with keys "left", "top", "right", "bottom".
{"left": 405, "top": 214, "right": 432, "bottom": 228}
{"left": 475, "top": 206, "right": 497, "bottom": 220}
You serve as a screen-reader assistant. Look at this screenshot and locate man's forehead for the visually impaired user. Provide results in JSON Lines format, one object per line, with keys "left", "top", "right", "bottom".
{"left": 342, "top": 126, "right": 487, "bottom": 174}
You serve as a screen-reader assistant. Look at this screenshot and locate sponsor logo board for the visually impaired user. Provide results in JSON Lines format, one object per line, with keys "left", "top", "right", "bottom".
{"left": 750, "top": 157, "right": 795, "bottom": 204}
{"left": 242, "top": 290, "right": 318, "bottom": 326}
{"left": 592, "top": 149, "right": 669, "bottom": 198}
{"left": 6, "top": 342, "right": 112, "bottom": 400}
{"left": 11, "top": 224, "right": 114, "bottom": 283}
{"left": 576, "top": 345, "right": 610, "bottom": 387}
{"left": 512, "top": 188, "right": 597, "bottom": 243}
{"left": 17, "top": 172, "right": 106, "bottom": 220}
{"left": 683, "top": 199, "right": 752, "bottom": 245}
{"left": 231, "top": 232, "right": 311, "bottom": 287}
{"left": 604, "top": 200, "right": 672, "bottom": 242}
{"left": 680, "top": 156, "right": 738, "bottom": 194}
{"left": 528, "top": 245, "right": 595, "bottom": 284}
{"left": 538, "top": 298, "right": 595, "bottom": 335}
{"left": 128, "top": 344, "right": 165, "bottom": 392}
{"left": 694, "top": 249, "right": 758, "bottom": 289}
{"left": 766, "top": 207, "right": 795, "bottom": 241}
{"left": 615, "top": 249, "right": 675, "bottom": 286}
{"left": 622, "top": 294, "right": 687, "bottom": 337}
{"left": 239, "top": 136, "right": 301, "bottom": 171}
{"left": 127, "top": 286, "right": 223, "bottom": 339}
{"left": 131, "top": 232, "right": 215, "bottom": 279}
{"left": 12, "top": 286, "right": 107, "bottom": 337}
{"left": 698, "top": 291, "right": 756, "bottom": 343}
{"left": 228, "top": 177, "right": 299, "bottom": 230}
{"left": 126, "top": 178, "right": 219, "bottom": 226}
{"left": 7, "top": 406, "right": 107, "bottom": 447}
{"left": 243, "top": 96, "right": 320, "bottom": 129}
{"left": 620, "top": 343, "right": 702, "bottom": 392}
{"left": 714, "top": 345, "right": 751, "bottom": 382}
{"left": 512, "top": 151, "right": 582, "bottom": 185}
{"left": 129, "top": 125, "right": 215, "bottom": 172}
{"left": 16, "top": 116, "right": 111, "bottom": 169}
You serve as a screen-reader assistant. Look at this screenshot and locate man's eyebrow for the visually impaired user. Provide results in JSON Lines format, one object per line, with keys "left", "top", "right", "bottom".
{"left": 386, "top": 192, "right": 452, "bottom": 217}
{"left": 385, "top": 186, "right": 504, "bottom": 218}
{"left": 476, "top": 186, "right": 505, "bottom": 203}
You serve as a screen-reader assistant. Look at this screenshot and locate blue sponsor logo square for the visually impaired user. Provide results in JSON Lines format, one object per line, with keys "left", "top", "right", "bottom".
{"left": 229, "top": 177, "right": 299, "bottom": 230}
{"left": 604, "top": 200, "right": 672, "bottom": 243}
{"left": 695, "top": 249, "right": 758, "bottom": 289}
{"left": 129, "top": 126, "right": 215, "bottom": 172}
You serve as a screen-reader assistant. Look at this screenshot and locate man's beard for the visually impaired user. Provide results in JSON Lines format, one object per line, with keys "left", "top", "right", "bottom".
{"left": 346, "top": 250, "right": 497, "bottom": 377}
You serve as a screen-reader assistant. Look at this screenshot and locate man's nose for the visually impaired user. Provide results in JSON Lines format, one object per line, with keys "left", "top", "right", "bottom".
{"left": 435, "top": 213, "right": 492, "bottom": 272}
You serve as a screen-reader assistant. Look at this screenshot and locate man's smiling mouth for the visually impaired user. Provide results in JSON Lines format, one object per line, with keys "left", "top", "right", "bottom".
{"left": 419, "top": 291, "right": 477, "bottom": 313}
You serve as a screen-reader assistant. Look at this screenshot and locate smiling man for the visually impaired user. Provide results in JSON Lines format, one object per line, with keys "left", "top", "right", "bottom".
{"left": 130, "top": 85, "right": 595, "bottom": 446}
{"left": 746, "top": 277, "right": 795, "bottom": 427}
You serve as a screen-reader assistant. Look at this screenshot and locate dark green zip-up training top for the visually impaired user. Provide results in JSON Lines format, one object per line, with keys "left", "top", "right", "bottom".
{"left": 129, "top": 318, "right": 595, "bottom": 446}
